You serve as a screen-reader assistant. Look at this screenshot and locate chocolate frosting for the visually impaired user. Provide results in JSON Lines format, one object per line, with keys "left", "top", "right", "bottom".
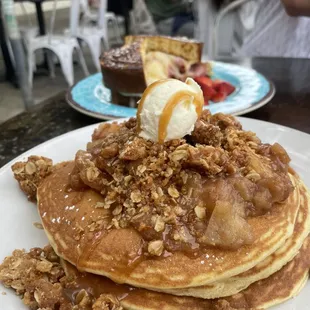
{"left": 101, "top": 42, "right": 143, "bottom": 70}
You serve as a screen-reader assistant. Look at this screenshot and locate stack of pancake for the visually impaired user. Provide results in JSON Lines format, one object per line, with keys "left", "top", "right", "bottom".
{"left": 36, "top": 160, "right": 310, "bottom": 309}
{"left": 8, "top": 83, "right": 309, "bottom": 309}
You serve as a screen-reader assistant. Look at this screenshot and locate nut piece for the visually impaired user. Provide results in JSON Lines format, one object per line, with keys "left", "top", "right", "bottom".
{"left": 25, "top": 162, "right": 37, "bottom": 175}
{"left": 151, "top": 190, "right": 159, "bottom": 200}
{"left": 101, "top": 143, "right": 119, "bottom": 159}
{"left": 168, "top": 185, "right": 179, "bottom": 198}
{"left": 180, "top": 171, "right": 188, "bottom": 184}
{"left": 75, "top": 289, "right": 91, "bottom": 307}
{"left": 164, "top": 167, "right": 173, "bottom": 178}
{"left": 130, "top": 190, "right": 142, "bottom": 203}
{"left": 157, "top": 187, "right": 164, "bottom": 197}
{"left": 86, "top": 167, "right": 100, "bottom": 182}
{"left": 119, "top": 138, "right": 146, "bottom": 161}
{"left": 148, "top": 240, "right": 164, "bottom": 256}
{"left": 154, "top": 216, "right": 165, "bottom": 232}
{"left": 194, "top": 205, "right": 206, "bottom": 219}
{"left": 170, "top": 149, "right": 188, "bottom": 162}
{"left": 93, "top": 294, "right": 123, "bottom": 310}
{"left": 95, "top": 202, "right": 105, "bottom": 208}
{"left": 36, "top": 260, "right": 53, "bottom": 273}
{"left": 124, "top": 175, "right": 132, "bottom": 185}
{"left": 137, "top": 165, "right": 147, "bottom": 175}
{"left": 112, "top": 205, "right": 123, "bottom": 216}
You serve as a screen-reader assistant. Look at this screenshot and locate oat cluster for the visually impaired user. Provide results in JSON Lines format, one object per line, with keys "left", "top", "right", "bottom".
{"left": 70, "top": 111, "right": 293, "bottom": 254}
{"left": 12, "top": 156, "right": 53, "bottom": 201}
{"left": 0, "top": 246, "right": 122, "bottom": 310}
{"left": 10, "top": 112, "right": 293, "bottom": 255}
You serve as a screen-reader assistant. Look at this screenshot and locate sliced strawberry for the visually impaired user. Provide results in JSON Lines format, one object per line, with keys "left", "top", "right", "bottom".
{"left": 211, "top": 91, "right": 227, "bottom": 103}
{"left": 212, "top": 79, "right": 223, "bottom": 87}
{"left": 194, "top": 76, "right": 213, "bottom": 88}
{"left": 213, "top": 81, "right": 235, "bottom": 96}
{"left": 200, "top": 84, "right": 217, "bottom": 101}
{"left": 204, "top": 98, "right": 209, "bottom": 106}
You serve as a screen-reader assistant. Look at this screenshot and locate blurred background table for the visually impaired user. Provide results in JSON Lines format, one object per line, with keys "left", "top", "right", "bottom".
{"left": 1, "top": 56, "right": 310, "bottom": 167}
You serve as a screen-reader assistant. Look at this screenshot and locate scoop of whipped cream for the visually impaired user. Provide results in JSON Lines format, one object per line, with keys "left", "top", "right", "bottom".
{"left": 137, "top": 78, "right": 204, "bottom": 143}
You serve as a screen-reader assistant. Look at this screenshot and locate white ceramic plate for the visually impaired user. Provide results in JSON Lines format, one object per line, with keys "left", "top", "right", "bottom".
{"left": 0, "top": 118, "right": 309, "bottom": 310}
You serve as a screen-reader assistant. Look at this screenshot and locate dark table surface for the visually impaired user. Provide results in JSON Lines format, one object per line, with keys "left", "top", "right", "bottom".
{"left": 1, "top": 57, "right": 310, "bottom": 168}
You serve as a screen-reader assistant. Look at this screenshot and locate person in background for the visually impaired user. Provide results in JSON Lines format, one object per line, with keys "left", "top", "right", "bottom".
{"left": 232, "top": 0, "right": 310, "bottom": 58}
{"left": 108, "top": 0, "right": 133, "bottom": 35}
{"left": 89, "top": 0, "right": 133, "bottom": 35}
{"left": 281, "top": 0, "right": 310, "bottom": 16}
{"left": 145, "top": 0, "right": 195, "bottom": 38}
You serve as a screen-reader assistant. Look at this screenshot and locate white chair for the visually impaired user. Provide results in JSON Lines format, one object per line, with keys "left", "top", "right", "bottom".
{"left": 105, "top": 11, "right": 123, "bottom": 44}
{"left": 18, "top": 3, "right": 38, "bottom": 44}
{"left": 129, "top": 0, "right": 157, "bottom": 35}
{"left": 79, "top": 0, "right": 122, "bottom": 44}
{"left": 212, "top": 0, "right": 252, "bottom": 58}
{"left": 18, "top": 3, "right": 39, "bottom": 71}
{"left": 194, "top": 0, "right": 251, "bottom": 59}
{"left": 67, "top": 0, "right": 110, "bottom": 71}
{"left": 194, "top": 0, "right": 216, "bottom": 58}
{"left": 27, "top": 0, "right": 89, "bottom": 87}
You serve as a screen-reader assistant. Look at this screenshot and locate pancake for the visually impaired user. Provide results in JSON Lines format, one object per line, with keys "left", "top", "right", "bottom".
{"left": 37, "top": 161, "right": 301, "bottom": 290}
{"left": 1, "top": 235, "right": 309, "bottom": 310}
{"left": 219, "top": 236, "right": 310, "bottom": 310}
{"left": 159, "top": 176, "right": 310, "bottom": 298}
{"left": 60, "top": 236, "right": 310, "bottom": 310}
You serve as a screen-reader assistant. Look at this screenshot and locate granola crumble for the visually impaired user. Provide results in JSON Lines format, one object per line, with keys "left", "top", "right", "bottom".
{"left": 12, "top": 156, "right": 53, "bottom": 201}
{"left": 0, "top": 246, "right": 122, "bottom": 310}
{"left": 65, "top": 111, "right": 293, "bottom": 253}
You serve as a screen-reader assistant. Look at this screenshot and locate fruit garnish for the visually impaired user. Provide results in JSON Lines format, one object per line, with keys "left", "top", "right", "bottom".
{"left": 211, "top": 91, "right": 227, "bottom": 102}
{"left": 194, "top": 76, "right": 213, "bottom": 88}
{"left": 213, "top": 81, "right": 235, "bottom": 96}
{"left": 193, "top": 76, "right": 235, "bottom": 104}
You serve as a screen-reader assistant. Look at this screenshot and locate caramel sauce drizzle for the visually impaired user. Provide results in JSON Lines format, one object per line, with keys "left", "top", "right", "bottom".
{"left": 158, "top": 90, "right": 203, "bottom": 143}
{"left": 62, "top": 261, "right": 132, "bottom": 304}
{"left": 76, "top": 228, "right": 146, "bottom": 279}
{"left": 77, "top": 231, "right": 104, "bottom": 269}
{"left": 136, "top": 79, "right": 203, "bottom": 143}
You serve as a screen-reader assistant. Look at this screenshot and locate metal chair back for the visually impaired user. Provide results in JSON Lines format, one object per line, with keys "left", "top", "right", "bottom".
{"left": 212, "top": 0, "right": 251, "bottom": 58}
{"left": 48, "top": 0, "right": 58, "bottom": 44}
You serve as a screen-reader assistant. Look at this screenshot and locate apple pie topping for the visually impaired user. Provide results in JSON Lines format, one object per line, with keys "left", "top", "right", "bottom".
{"left": 68, "top": 111, "right": 294, "bottom": 254}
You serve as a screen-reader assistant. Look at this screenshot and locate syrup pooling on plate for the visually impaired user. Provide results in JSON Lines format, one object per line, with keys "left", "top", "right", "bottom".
{"left": 2, "top": 238, "right": 310, "bottom": 309}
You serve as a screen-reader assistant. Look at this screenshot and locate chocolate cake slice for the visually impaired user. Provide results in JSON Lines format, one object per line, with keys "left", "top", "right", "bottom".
{"left": 100, "top": 36, "right": 210, "bottom": 105}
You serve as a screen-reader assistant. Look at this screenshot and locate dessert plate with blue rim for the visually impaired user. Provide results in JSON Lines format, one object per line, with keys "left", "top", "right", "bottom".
{"left": 67, "top": 61, "right": 275, "bottom": 120}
